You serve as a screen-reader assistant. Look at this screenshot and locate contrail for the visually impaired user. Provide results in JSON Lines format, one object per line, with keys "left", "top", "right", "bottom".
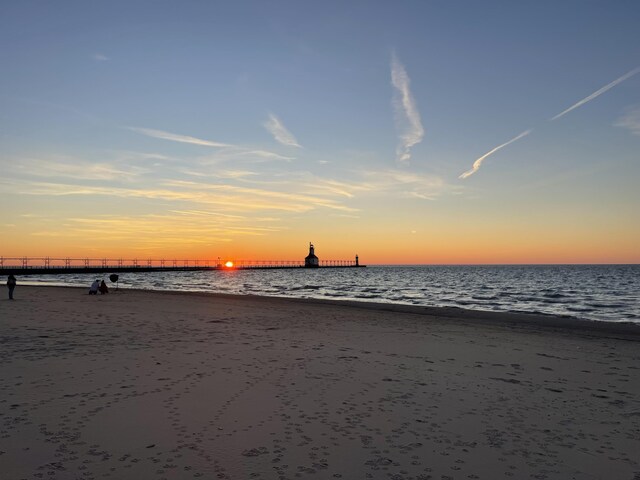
{"left": 551, "top": 67, "right": 640, "bottom": 121}
{"left": 391, "top": 53, "right": 424, "bottom": 163}
{"left": 459, "top": 129, "right": 532, "bottom": 179}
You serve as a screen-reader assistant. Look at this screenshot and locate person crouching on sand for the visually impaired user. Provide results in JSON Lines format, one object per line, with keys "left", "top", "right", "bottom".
{"left": 7, "top": 274, "right": 16, "bottom": 300}
{"left": 89, "top": 279, "right": 100, "bottom": 295}
{"left": 99, "top": 280, "right": 109, "bottom": 294}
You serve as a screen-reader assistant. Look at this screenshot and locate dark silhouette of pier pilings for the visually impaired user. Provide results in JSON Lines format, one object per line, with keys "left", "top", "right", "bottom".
{"left": 0, "top": 256, "right": 365, "bottom": 275}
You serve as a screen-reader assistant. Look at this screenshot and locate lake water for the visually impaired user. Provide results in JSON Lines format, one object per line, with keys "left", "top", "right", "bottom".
{"left": 18, "top": 264, "right": 640, "bottom": 324}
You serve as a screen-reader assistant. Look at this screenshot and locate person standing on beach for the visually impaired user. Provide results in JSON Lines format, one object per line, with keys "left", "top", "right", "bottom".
{"left": 99, "top": 280, "right": 109, "bottom": 294}
{"left": 89, "top": 279, "right": 100, "bottom": 295}
{"left": 7, "top": 274, "right": 16, "bottom": 300}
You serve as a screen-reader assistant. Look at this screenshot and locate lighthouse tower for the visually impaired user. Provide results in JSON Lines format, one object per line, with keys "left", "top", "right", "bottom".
{"left": 304, "top": 242, "right": 320, "bottom": 268}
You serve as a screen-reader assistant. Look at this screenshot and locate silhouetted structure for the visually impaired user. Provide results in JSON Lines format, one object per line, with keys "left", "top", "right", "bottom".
{"left": 305, "top": 243, "right": 320, "bottom": 268}
{"left": 0, "top": 252, "right": 365, "bottom": 274}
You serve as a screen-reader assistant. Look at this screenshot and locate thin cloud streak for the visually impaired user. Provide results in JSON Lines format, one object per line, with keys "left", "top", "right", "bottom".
{"left": 169, "top": 210, "right": 247, "bottom": 220}
{"left": 129, "top": 127, "right": 232, "bottom": 147}
{"left": 232, "top": 169, "right": 455, "bottom": 201}
{"left": 459, "top": 129, "right": 532, "bottom": 179}
{"left": 3, "top": 177, "right": 358, "bottom": 214}
{"left": 13, "top": 156, "right": 148, "bottom": 181}
{"left": 614, "top": 105, "right": 640, "bottom": 136}
{"left": 58, "top": 213, "right": 280, "bottom": 247}
{"left": 264, "top": 114, "right": 301, "bottom": 147}
{"left": 130, "top": 127, "right": 294, "bottom": 162}
{"left": 391, "top": 53, "right": 424, "bottom": 163}
{"left": 194, "top": 150, "right": 294, "bottom": 167}
{"left": 242, "top": 150, "right": 294, "bottom": 161}
{"left": 551, "top": 67, "right": 640, "bottom": 120}
{"left": 162, "top": 180, "right": 358, "bottom": 212}
{"left": 363, "top": 169, "right": 455, "bottom": 200}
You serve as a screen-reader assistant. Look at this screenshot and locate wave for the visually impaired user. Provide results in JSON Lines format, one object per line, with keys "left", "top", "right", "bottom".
{"left": 19, "top": 265, "right": 640, "bottom": 324}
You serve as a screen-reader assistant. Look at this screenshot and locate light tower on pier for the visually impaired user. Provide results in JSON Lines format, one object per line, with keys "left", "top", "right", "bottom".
{"left": 304, "top": 242, "right": 319, "bottom": 268}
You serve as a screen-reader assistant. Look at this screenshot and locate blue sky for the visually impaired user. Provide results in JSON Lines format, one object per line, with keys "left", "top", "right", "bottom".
{"left": 1, "top": 1, "right": 639, "bottom": 263}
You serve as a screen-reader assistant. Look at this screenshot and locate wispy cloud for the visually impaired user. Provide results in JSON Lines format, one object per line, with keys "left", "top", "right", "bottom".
{"left": 215, "top": 169, "right": 259, "bottom": 179}
{"left": 48, "top": 212, "right": 283, "bottom": 248}
{"left": 551, "top": 67, "right": 640, "bottom": 121}
{"left": 182, "top": 169, "right": 259, "bottom": 180}
{"left": 168, "top": 210, "right": 247, "bottom": 220}
{"left": 92, "top": 53, "right": 109, "bottom": 61}
{"left": 14, "top": 155, "right": 148, "bottom": 181}
{"left": 129, "top": 127, "right": 232, "bottom": 147}
{"left": 130, "top": 127, "right": 293, "bottom": 163}
{"left": 162, "top": 180, "right": 359, "bottom": 212}
{"left": 301, "top": 178, "right": 363, "bottom": 198}
{"left": 614, "top": 105, "right": 640, "bottom": 136}
{"left": 391, "top": 52, "right": 424, "bottom": 164}
{"left": 242, "top": 150, "right": 294, "bottom": 161}
{"left": 223, "top": 168, "right": 455, "bottom": 202}
{"left": 459, "top": 129, "right": 532, "bottom": 179}
{"left": 2, "top": 176, "right": 358, "bottom": 214}
{"left": 363, "top": 169, "right": 455, "bottom": 200}
{"left": 192, "top": 150, "right": 293, "bottom": 170}
{"left": 264, "top": 114, "right": 301, "bottom": 147}
{"left": 110, "top": 151, "right": 172, "bottom": 162}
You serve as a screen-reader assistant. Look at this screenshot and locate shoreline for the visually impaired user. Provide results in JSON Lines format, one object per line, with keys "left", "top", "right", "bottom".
{"left": 14, "top": 284, "right": 640, "bottom": 337}
{"left": 13, "top": 263, "right": 640, "bottom": 326}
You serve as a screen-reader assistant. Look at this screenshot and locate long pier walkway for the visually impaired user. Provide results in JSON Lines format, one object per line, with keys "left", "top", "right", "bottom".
{"left": 0, "top": 257, "right": 365, "bottom": 276}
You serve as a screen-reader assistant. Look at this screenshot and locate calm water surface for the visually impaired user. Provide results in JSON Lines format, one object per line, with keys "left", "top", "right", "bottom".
{"left": 20, "top": 265, "right": 640, "bottom": 324}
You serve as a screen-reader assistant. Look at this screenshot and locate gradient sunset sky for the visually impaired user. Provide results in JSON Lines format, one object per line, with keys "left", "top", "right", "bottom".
{"left": 1, "top": 1, "right": 639, "bottom": 264}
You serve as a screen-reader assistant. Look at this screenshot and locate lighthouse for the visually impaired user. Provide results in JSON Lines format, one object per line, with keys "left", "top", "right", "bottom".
{"left": 304, "top": 242, "right": 320, "bottom": 268}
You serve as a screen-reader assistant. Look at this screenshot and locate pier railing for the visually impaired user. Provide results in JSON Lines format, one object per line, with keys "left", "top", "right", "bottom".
{"left": 0, "top": 257, "right": 218, "bottom": 269}
{"left": 0, "top": 257, "right": 360, "bottom": 271}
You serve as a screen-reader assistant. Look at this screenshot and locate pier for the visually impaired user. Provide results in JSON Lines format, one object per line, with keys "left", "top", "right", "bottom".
{"left": 0, "top": 256, "right": 365, "bottom": 276}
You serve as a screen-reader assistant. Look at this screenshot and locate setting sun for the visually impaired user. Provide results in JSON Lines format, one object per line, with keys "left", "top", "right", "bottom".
{"left": 224, "top": 261, "right": 234, "bottom": 268}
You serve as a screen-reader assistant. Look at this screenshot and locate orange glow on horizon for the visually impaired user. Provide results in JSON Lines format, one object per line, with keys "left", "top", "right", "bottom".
{"left": 224, "top": 261, "right": 234, "bottom": 268}
{"left": 2, "top": 213, "right": 639, "bottom": 265}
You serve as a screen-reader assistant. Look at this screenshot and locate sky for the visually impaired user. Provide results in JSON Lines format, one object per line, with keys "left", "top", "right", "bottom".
{"left": 1, "top": 1, "right": 639, "bottom": 264}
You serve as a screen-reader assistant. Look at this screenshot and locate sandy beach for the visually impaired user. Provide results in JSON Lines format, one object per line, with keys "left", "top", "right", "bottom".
{"left": 1, "top": 286, "right": 639, "bottom": 480}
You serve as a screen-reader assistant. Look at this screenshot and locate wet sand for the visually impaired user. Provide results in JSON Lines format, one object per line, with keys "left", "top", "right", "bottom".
{"left": 1, "top": 286, "right": 639, "bottom": 479}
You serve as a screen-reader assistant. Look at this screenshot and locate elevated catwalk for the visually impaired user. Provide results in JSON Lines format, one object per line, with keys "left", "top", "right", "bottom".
{"left": 1, "top": 245, "right": 364, "bottom": 275}
{"left": 0, "top": 259, "right": 364, "bottom": 276}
